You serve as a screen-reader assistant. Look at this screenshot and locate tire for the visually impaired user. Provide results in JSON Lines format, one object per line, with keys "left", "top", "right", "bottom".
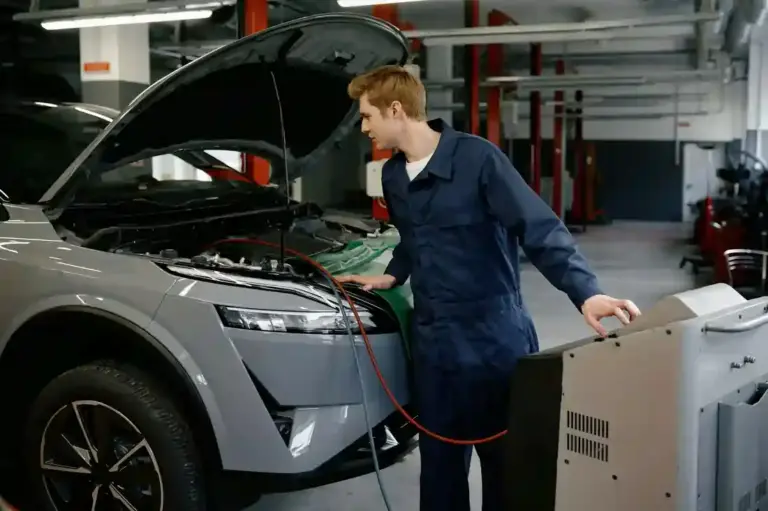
{"left": 23, "top": 361, "right": 207, "bottom": 511}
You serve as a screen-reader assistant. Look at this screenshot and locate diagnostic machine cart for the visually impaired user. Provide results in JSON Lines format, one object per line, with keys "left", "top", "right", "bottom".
{"left": 505, "top": 283, "right": 768, "bottom": 511}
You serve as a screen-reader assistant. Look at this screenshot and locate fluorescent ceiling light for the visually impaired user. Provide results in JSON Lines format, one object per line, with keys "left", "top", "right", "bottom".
{"left": 41, "top": 9, "right": 212, "bottom": 30}
{"left": 337, "top": 0, "right": 428, "bottom": 7}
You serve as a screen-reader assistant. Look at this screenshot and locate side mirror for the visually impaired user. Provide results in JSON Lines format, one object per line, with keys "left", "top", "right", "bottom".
{"left": 0, "top": 204, "right": 8, "bottom": 222}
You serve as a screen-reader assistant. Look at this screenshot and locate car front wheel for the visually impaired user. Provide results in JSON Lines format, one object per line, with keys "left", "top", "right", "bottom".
{"left": 24, "top": 362, "right": 206, "bottom": 511}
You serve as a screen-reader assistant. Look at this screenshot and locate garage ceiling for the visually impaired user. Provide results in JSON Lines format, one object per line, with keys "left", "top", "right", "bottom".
{"left": 0, "top": 0, "right": 727, "bottom": 95}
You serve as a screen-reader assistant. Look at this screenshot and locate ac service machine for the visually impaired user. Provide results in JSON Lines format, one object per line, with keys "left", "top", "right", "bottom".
{"left": 333, "top": 259, "right": 768, "bottom": 511}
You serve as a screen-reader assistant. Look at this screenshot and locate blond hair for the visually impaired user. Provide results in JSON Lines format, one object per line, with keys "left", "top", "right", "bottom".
{"left": 347, "top": 65, "right": 427, "bottom": 120}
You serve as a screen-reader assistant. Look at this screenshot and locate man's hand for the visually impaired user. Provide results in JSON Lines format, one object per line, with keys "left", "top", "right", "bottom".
{"left": 581, "top": 294, "right": 641, "bottom": 337}
{"left": 335, "top": 274, "right": 397, "bottom": 291}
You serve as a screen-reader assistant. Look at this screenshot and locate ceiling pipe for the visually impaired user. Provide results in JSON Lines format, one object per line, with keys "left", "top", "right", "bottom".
{"left": 423, "top": 93, "right": 708, "bottom": 108}
{"left": 402, "top": 12, "right": 721, "bottom": 47}
{"left": 411, "top": 25, "right": 697, "bottom": 46}
{"left": 428, "top": 78, "right": 727, "bottom": 120}
{"left": 426, "top": 103, "right": 715, "bottom": 120}
{"left": 487, "top": 68, "right": 725, "bottom": 85}
{"left": 422, "top": 68, "right": 727, "bottom": 90}
{"left": 430, "top": 96, "right": 716, "bottom": 111}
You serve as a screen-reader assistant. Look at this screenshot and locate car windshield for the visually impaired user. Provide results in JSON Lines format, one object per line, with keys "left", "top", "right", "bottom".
{"left": 0, "top": 102, "right": 263, "bottom": 205}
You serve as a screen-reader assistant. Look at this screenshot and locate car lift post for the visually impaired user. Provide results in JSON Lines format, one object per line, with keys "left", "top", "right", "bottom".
{"left": 237, "top": 0, "right": 271, "bottom": 185}
{"left": 530, "top": 43, "right": 543, "bottom": 195}
{"left": 552, "top": 59, "right": 566, "bottom": 218}
{"left": 486, "top": 9, "right": 518, "bottom": 148}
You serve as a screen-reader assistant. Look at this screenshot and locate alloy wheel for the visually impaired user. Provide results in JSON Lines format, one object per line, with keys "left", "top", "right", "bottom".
{"left": 39, "top": 400, "right": 164, "bottom": 510}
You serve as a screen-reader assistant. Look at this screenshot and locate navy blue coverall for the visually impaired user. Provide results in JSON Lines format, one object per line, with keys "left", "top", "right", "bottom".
{"left": 382, "top": 119, "right": 602, "bottom": 511}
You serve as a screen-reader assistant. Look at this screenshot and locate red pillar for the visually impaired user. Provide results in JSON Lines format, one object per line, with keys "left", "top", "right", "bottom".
{"left": 464, "top": 0, "right": 480, "bottom": 135}
{"left": 400, "top": 20, "right": 422, "bottom": 53}
{"left": 240, "top": 0, "right": 270, "bottom": 185}
{"left": 529, "top": 44, "right": 542, "bottom": 195}
{"left": 552, "top": 59, "right": 565, "bottom": 217}
{"left": 487, "top": 9, "right": 516, "bottom": 147}
{"left": 572, "top": 89, "right": 585, "bottom": 227}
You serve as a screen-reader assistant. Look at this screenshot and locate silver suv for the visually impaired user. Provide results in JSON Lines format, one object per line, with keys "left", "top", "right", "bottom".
{"left": 0, "top": 13, "right": 416, "bottom": 510}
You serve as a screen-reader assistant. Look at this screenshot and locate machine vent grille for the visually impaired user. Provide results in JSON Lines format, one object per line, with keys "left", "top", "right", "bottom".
{"left": 565, "top": 433, "right": 609, "bottom": 462}
{"left": 566, "top": 411, "right": 610, "bottom": 439}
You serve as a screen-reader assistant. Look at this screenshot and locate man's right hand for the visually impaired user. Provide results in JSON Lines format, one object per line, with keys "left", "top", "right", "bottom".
{"left": 335, "top": 274, "right": 397, "bottom": 291}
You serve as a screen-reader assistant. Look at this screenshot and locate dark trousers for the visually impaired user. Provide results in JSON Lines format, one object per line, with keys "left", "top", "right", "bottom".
{"left": 414, "top": 363, "right": 511, "bottom": 511}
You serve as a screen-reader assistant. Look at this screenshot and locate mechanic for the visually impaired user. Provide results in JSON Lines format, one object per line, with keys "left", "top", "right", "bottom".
{"left": 337, "top": 65, "right": 641, "bottom": 511}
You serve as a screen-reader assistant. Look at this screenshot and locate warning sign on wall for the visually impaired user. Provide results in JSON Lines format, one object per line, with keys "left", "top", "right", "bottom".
{"left": 83, "top": 61, "right": 111, "bottom": 73}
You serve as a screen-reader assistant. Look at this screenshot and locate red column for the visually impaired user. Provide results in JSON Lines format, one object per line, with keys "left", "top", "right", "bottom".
{"left": 572, "top": 89, "right": 585, "bottom": 227}
{"left": 529, "top": 44, "right": 542, "bottom": 195}
{"left": 552, "top": 59, "right": 565, "bottom": 217}
{"left": 240, "top": 0, "right": 270, "bottom": 185}
{"left": 464, "top": 0, "right": 480, "bottom": 135}
{"left": 487, "top": 9, "right": 516, "bottom": 147}
{"left": 400, "top": 20, "right": 422, "bottom": 53}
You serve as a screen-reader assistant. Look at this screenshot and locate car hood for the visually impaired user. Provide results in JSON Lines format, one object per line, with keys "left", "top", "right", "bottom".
{"left": 40, "top": 12, "right": 409, "bottom": 210}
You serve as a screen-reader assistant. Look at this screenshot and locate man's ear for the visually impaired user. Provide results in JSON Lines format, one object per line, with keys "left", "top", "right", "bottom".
{"left": 390, "top": 100, "right": 403, "bottom": 118}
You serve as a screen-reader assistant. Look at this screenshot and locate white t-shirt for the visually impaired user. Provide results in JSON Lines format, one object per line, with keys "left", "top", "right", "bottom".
{"left": 405, "top": 151, "right": 435, "bottom": 181}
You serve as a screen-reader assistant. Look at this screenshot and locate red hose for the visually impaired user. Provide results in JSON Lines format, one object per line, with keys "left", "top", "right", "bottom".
{"left": 208, "top": 238, "right": 507, "bottom": 445}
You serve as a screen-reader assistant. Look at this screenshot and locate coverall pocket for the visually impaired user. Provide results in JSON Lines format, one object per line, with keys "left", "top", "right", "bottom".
{"left": 419, "top": 218, "right": 502, "bottom": 302}
{"left": 425, "top": 296, "right": 533, "bottom": 373}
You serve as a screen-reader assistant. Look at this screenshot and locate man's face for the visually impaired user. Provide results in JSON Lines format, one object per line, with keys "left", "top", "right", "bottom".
{"left": 359, "top": 93, "right": 400, "bottom": 150}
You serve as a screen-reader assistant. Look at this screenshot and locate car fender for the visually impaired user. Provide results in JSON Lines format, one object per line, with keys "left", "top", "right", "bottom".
{"left": 0, "top": 293, "right": 226, "bottom": 461}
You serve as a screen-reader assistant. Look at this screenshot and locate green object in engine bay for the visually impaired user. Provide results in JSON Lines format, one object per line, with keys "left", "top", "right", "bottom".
{"left": 313, "top": 231, "right": 414, "bottom": 360}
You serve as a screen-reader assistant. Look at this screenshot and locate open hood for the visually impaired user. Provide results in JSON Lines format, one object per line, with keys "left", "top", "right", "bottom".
{"left": 40, "top": 13, "right": 409, "bottom": 210}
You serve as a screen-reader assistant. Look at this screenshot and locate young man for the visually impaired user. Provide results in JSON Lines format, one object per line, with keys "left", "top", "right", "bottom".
{"left": 338, "top": 65, "right": 641, "bottom": 511}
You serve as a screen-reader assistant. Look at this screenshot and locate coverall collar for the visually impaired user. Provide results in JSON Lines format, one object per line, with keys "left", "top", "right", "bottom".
{"left": 406, "top": 118, "right": 458, "bottom": 181}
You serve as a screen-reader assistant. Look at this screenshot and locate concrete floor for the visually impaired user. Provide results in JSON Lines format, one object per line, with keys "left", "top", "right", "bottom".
{"left": 252, "top": 221, "right": 701, "bottom": 511}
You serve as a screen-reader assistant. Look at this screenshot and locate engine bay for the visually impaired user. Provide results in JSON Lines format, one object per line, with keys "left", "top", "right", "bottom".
{"left": 53, "top": 195, "right": 392, "bottom": 280}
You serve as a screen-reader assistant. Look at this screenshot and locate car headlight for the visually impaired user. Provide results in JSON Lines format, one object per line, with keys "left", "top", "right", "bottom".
{"left": 217, "top": 306, "right": 384, "bottom": 334}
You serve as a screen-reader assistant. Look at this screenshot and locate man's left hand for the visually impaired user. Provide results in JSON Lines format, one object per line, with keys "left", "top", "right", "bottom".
{"left": 581, "top": 294, "right": 641, "bottom": 337}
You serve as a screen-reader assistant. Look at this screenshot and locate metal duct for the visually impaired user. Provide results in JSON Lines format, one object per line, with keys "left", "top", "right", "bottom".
{"left": 724, "top": 0, "right": 768, "bottom": 58}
